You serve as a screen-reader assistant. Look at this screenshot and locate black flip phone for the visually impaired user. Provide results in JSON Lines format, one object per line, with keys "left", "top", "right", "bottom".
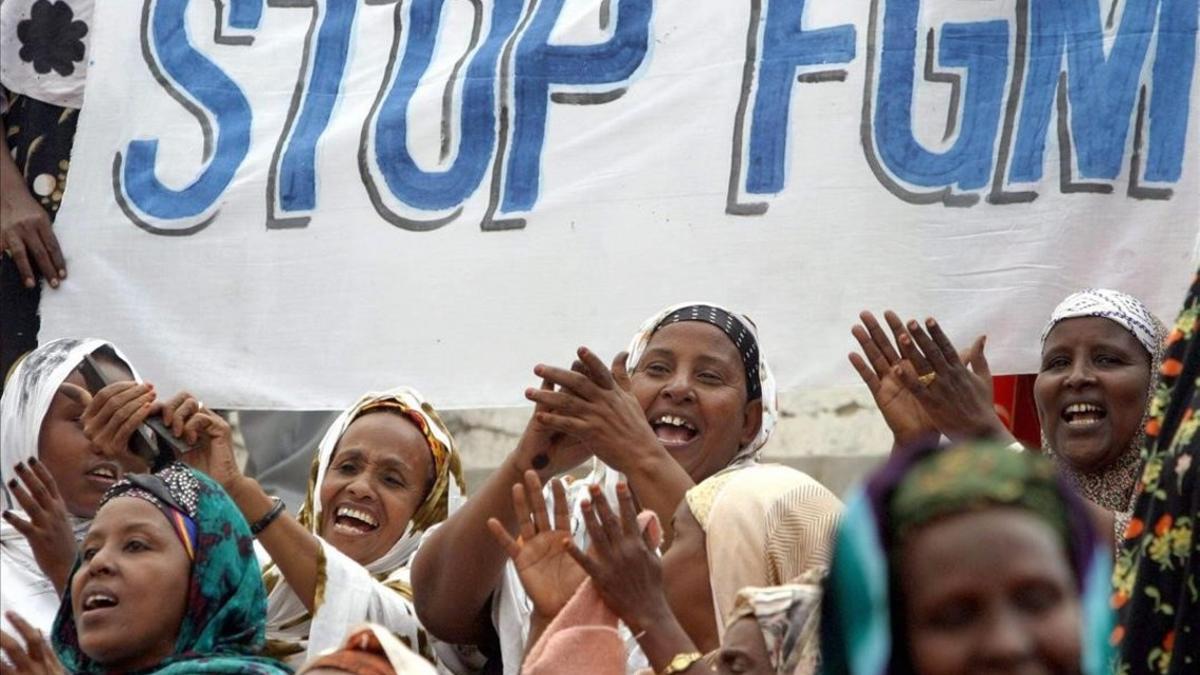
{"left": 77, "top": 354, "right": 191, "bottom": 468}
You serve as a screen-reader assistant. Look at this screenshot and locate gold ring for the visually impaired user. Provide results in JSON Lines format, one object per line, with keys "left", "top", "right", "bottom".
{"left": 918, "top": 372, "right": 937, "bottom": 387}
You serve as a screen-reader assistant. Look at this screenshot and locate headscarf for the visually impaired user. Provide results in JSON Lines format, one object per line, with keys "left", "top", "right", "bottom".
{"left": 1039, "top": 289, "right": 1168, "bottom": 530}
{"left": 1111, "top": 268, "right": 1199, "bottom": 673}
{"left": 626, "top": 301, "right": 779, "bottom": 464}
{"left": 1, "top": 337, "right": 142, "bottom": 511}
{"left": 726, "top": 573, "right": 826, "bottom": 675}
{"left": 52, "top": 463, "right": 290, "bottom": 674}
{"left": 262, "top": 387, "right": 467, "bottom": 661}
{"left": 685, "top": 463, "right": 842, "bottom": 639}
{"left": 297, "top": 624, "right": 436, "bottom": 675}
{"left": 820, "top": 441, "right": 1114, "bottom": 675}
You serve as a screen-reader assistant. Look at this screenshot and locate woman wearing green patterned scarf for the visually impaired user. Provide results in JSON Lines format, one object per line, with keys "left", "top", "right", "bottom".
{"left": 821, "top": 442, "right": 1113, "bottom": 675}
{"left": 0, "top": 462, "right": 290, "bottom": 673}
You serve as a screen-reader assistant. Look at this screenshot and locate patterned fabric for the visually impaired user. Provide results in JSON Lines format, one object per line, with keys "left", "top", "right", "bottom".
{"left": 102, "top": 465, "right": 202, "bottom": 562}
{"left": 820, "top": 441, "right": 1114, "bottom": 675}
{"left": 728, "top": 573, "right": 826, "bottom": 675}
{"left": 655, "top": 304, "right": 763, "bottom": 399}
{"left": 1, "top": 0, "right": 92, "bottom": 108}
{"left": 0, "top": 92, "right": 78, "bottom": 391}
{"left": 625, "top": 301, "right": 779, "bottom": 463}
{"left": 263, "top": 387, "right": 473, "bottom": 667}
{"left": 1040, "top": 288, "right": 1167, "bottom": 545}
{"left": 1112, "top": 269, "right": 1199, "bottom": 674}
{"left": 890, "top": 442, "right": 1069, "bottom": 541}
{"left": 52, "top": 464, "right": 291, "bottom": 674}
{"left": 689, "top": 463, "right": 842, "bottom": 640}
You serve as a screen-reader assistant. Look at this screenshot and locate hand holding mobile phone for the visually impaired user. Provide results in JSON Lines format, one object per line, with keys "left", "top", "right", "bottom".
{"left": 77, "top": 354, "right": 191, "bottom": 467}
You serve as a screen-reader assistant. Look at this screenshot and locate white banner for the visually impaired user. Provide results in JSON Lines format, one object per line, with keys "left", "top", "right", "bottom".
{"left": 42, "top": 0, "right": 1200, "bottom": 409}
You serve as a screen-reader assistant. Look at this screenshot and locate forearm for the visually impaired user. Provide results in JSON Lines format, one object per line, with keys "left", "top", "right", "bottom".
{"left": 621, "top": 446, "right": 694, "bottom": 542}
{"left": 0, "top": 134, "right": 36, "bottom": 212}
{"left": 631, "top": 604, "right": 698, "bottom": 673}
{"left": 413, "top": 453, "right": 531, "bottom": 644}
{"left": 226, "top": 476, "right": 324, "bottom": 611}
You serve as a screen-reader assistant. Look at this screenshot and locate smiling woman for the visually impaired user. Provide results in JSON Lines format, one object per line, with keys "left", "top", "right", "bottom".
{"left": 179, "top": 386, "right": 477, "bottom": 669}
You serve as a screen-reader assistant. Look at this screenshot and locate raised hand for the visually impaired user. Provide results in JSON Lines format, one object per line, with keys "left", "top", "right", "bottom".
{"left": 0, "top": 611, "right": 66, "bottom": 674}
{"left": 849, "top": 310, "right": 939, "bottom": 446}
{"left": 892, "top": 317, "right": 1011, "bottom": 444}
{"left": 487, "top": 471, "right": 586, "bottom": 622}
{"left": 177, "top": 409, "right": 243, "bottom": 493}
{"left": 566, "top": 483, "right": 673, "bottom": 634}
{"left": 526, "top": 347, "right": 661, "bottom": 474}
{"left": 1, "top": 461, "right": 75, "bottom": 594}
{"left": 515, "top": 375, "right": 593, "bottom": 480}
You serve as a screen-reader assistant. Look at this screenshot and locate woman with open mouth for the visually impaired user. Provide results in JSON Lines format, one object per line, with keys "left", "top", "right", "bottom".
{"left": 414, "top": 302, "right": 819, "bottom": 674}
{"left": 0, "top": 338, "right": 157, "bottom": 639}
{"left": 0, "top": 462, "right": 290, "bottom": 673}
{"left": 178, "top": 387, "right": 477, "bottom": 670}
{"left": 849, "top": 288, "right": 1166, "bottom": 545}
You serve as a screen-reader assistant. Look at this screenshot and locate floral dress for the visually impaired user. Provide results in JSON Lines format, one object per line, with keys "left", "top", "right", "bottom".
{"left": 1111, "top": 269, "right": 1199, "bottom": 674}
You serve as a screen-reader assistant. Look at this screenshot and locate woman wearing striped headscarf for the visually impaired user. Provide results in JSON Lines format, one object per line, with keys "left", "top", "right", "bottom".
{"left": 414, "top": 302, "right": 784, "bottom": 674}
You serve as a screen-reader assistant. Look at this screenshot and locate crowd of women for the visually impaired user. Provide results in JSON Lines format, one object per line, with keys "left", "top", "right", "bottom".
{"left": 0, "top": 269, "right": 1196, "bottom": 675}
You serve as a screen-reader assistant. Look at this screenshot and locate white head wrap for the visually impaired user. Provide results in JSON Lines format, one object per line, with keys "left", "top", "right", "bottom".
{"left": 1042, "top": 289, "right": 1165, "bottom": 357}
{"left": 625, "top": 301, "right": 778, "bottom": 464}
{"left": 1, "top": 338, "right": 141, "bottom": 511}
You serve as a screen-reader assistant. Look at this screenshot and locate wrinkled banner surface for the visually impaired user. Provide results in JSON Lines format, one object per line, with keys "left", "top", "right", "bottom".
{"left": 42, "top": 0, "right": 1200, "bottom": 409}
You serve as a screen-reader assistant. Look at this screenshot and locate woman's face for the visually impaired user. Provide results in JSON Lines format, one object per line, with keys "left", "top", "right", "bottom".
{"left": 317, "top": 411, "right": 434, "bottom": 566}
{"left": 38, "top": 366, "right": 150, "bottom": 518}
{"left": 631, "top": 322, "right": 762, "bottom": 483}
{"left": 714, "top": 615, "right": 772, "bottom": 675}
{"left": 72, "top": 498, "right": 190, "bottom": 670}
{"left": 898, "top": 508, "right": 1081, "bottom": 675}
{"left": 1035, "top": 317, "right": 1152, "bottom": 473}
{"left": 660, "top": 499, "right": 719, "bottom": 652}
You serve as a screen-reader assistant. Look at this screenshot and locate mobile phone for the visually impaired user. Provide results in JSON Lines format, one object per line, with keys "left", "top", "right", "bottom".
{"left": 77, "top": 354, "right": 191, "bottom": 467}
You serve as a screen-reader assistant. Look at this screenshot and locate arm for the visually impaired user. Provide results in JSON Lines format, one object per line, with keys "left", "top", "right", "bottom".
{"left": 172, "top": 403, "right": 324, "bottom": 611}
{"left": 412, "top": 379, "right": 593, "bottom": 646}
{"left": 0, "top": 132, "right": 65, "bottom": 289}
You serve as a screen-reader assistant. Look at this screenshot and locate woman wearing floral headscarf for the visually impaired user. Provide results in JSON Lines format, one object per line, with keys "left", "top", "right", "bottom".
{"left": 181, "top": 388, "right": 476, "bottom": 670}
{"left": 821, "top": 441, "right": 1113, "bottom": 675}
{"left": 1111, "top": 269, "right": 1199, "bottom": 674}
{"left": 849, "top": 289, "right": 1166, "bottom": 543}
{"left": 415, "top": 302, "right": 779, "bottom": 674}
{"left": 1, "top": 463, "right": 290, "bottom": 673}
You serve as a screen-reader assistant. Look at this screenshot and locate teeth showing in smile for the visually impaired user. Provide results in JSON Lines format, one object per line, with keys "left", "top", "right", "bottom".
{"left": 654, "top": 415, "right": 696, "bottom": 431}
{"left": 88, "top": 467, "right": 116, "bottom": 480}
{"left": 1063, "top": 403, "right": 1106, "bottom": 427}
{"left": 334, "top": 506, "right": 378, "bottom": 531}
{"left": 83, "top": 593, "right": 117, "bottom": 611}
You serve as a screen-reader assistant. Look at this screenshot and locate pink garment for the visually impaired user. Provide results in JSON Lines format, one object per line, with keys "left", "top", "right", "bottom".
{"left": 522, "top": 512, "right": 661, "bottom": 675}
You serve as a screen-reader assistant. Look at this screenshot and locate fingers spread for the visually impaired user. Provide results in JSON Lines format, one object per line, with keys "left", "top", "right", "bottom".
{"left": 551, "top": 479, "right": 570, "bottom": 532}
{"left": 862, "top": 311, "right": 902, "bottom": 366}
{"left": 523, "top": 470, "right": 551, "bottom": 533}
{"left": 848, "top": 352, "right": 882, "bottom": 393}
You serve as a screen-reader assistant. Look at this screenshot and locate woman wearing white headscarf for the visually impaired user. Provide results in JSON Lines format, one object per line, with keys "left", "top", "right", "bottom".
{"left": 181, "top": 387, "right": 478, "bottom": 670}
{"left": 414, "top": 302, "right": 779, "bottom": 675}
{"left": 0, "top": 338, "right": 153, "bottom": 636}
{"left": 850, "top": 288, "right": 1166, "bottom": 543}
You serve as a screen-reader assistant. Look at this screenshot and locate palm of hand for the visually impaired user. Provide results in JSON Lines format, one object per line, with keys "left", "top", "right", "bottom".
{"left": 514, "top": 530, "right": 587, "bottom": 617}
